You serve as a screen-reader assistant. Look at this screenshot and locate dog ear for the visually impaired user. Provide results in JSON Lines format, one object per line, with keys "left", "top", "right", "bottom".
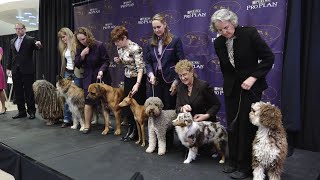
{"left": 56, "top": 75, "right": 63, "bottom": 82}
{"left": 260, "top": 104, "right": 282, "bottom": 129}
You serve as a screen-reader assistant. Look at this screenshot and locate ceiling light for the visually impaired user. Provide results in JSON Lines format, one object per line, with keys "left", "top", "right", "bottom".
{"left": 0, "top": 0, "right": 23, "bottom": 5}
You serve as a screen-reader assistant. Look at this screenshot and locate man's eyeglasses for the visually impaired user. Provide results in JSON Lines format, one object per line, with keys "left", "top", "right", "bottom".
{"left": 14, "top": 28, "right": 24, "bottom": 30}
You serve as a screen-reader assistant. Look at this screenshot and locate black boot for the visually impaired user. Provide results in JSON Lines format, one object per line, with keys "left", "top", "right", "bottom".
{"left": 120, "top": 124, "right": 134, "bottom": 141}
{"left": 124, "top": 128, "right": 138, "bottom": 142}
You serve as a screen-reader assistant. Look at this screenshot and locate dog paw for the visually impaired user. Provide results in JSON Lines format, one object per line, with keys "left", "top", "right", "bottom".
{"left": 146, "top": 147, "right": 154, "bottom": 153}
{"left": 219, "top": 159, "right": 225, "bottom": 164}
{"left": 135, "top": 140, "right": 141, "bottom": 145}
{"left": 183, "top": 159, "right": 191, "bottom": 164}
{"left": 101, "top": 129, "right": 109, "bottom": 135}
{"left": 114, "top": 129, "right": 121, "bottom": 135}
{"left": 70, "top": 125, "right": 77, "bottom": 129}
{"left": 141, "top": 142, "right": 146, "bottom": 147}
{"left": 212, "top": 153, "right": 218, "bottom": 158}
{"left": 158, "top": 150, "right": 166, "bottom": 156}
{"left": 79, "top": 127, "right": 85, "bottom": 131}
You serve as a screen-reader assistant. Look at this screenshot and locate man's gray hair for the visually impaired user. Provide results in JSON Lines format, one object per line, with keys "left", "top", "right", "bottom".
{"left": 210, "top": 9, "right": 238, "bottom": 32}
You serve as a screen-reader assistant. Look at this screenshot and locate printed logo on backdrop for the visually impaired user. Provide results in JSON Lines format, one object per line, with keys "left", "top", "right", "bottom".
{"left": 247, "top": 0, "right": 278, "bottom": 10}
{"left": 190, "top": 60, "right": 204, "bottom": 70}
{"left": 103, "top": 23, "right": 116, "bottom": 30}
{"left": 206, "top": 55, "right": 222, "bottom": 73}
{"left": 135, "top": 34, "right": 152, "bottom": 47}
{"left": 254, "top": 25, "right": 281, "bottom": 42}
{"left": 121, "top": 17, "right": 137, "bottom": 28}
{"left": 75, "top": 6, "right": 86, "bottom": 16}
{"left": 121, "top": 0, "right": 135, "bottom": 8}
{"left": 138, "top": 17, "right": 152, "bottom": 25}
{"left": 159, "top": 10, "right": 181, "bottom": 24}
{"left": 182, "top": 31, "right": 209, "bottom": 47}
{"left": 88, "top": 7, "right": 101, "bottom": 15}
{"left": 103, "top": 0, "right": 113, "bottom": 14}
{"left": 210, "top": 1, "right": 241, "bottom": 15}
{"left": 262, "top": 86, "right": 278, "bottom": 101}
{"left": 183, "top": 9, "right": 206, "bottom": 19}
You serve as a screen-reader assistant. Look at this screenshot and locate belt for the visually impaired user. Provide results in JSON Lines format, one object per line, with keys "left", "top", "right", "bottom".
{"left": 65, "top": 68, "right": 74, "bottom": 73}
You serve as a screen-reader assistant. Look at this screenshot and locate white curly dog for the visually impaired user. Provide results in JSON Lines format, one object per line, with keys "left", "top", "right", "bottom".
{"left": 144, "top": 97, "right": 177, "bottom": 155}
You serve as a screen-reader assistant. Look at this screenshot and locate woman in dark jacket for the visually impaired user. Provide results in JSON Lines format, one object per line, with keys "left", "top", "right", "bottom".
{"left": 211, "top": 9, "right": 274, "bottom": 179}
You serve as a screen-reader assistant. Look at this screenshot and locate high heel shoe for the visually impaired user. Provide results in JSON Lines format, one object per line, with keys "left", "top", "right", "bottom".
{"left": 0, "top": 108, "right": 7, "bottom": 115}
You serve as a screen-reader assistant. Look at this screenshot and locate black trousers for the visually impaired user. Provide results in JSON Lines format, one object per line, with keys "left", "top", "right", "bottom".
{"left": 225, "top": 86, "right": 262, "bottom": 172}
{"left": 12, "top": 70, "right": 36, "bottom": 114}
{"left": 123, "top": 75, "right": 147, "bottom": 126}
{"left": 152, "top": 71, "right": 176, "bottom": 110}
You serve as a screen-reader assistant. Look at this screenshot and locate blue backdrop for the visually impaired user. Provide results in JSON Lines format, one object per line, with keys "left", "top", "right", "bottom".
{"left": 74, "top": 0, "right": 287, "bottom": 125}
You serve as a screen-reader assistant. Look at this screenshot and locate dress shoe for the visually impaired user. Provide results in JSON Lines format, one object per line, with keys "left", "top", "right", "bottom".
{"left": 223, "top": 165, "right": 237, "bottom": 173}
{"left": 230, "top": 171, "right": 250, "bottom": 179}
{"left": 12, "top": 112, "right": 27, "bottom": 119}
{"left": 29, "top": 113, "right": 36, "bottom": 119}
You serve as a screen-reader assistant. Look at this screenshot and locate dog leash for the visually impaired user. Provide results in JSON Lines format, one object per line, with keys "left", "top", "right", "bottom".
{"left": 228, "top": 88, "right": 264, "bottom": 132}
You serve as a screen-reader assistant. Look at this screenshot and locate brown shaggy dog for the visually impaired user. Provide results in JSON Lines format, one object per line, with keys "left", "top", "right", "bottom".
{"left": 249, "top": 102, "right": 288, "bottom": 180}
{"left": 87, "top": 83, "right": 124, "bottom": 135}
{"left": 56, "top": 76, "right": 86, "bottom": 131}
{"left": 119, "top": 92, "right": 147, "bottom": 146}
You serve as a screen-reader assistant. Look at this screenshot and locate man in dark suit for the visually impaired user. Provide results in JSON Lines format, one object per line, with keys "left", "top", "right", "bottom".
{"left": 211, "top": 9, "right": 274, "bottom": 179}
{"left": 6, "top": 22, "right": 42, "bottom": 119}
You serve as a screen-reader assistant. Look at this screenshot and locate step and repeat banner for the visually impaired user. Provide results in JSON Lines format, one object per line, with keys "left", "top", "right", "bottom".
{"left": 74, "top": 0, "right": 287, "bottom": 125}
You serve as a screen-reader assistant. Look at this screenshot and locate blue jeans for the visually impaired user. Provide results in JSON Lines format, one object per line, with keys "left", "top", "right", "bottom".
{"left": 63, "top": 71, "right": 83, "bottom": 123}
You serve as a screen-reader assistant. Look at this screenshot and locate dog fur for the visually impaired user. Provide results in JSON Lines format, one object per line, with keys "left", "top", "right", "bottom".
{"left": 33, "top": 79, "right": 64, "bottom": 125}
{"left": 144, "top": 97, "right": 177, "bottom": 155}
{"left": 56, "top": 77, "right": 86, "bottom": 131}
{"left": 249, "top": 102, "right": 288, "bottom": 180}
{"left": 87, "top": 83, "right": 124, "bottom": 135}
{"left": 173, "top": 112, "right": 228, "bottom": 164}
{"left": 119, "top": 93, "right": 147, "bottom": 146}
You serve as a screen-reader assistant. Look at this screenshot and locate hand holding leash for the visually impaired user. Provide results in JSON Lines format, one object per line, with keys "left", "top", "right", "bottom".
{"left": 181, "top": 104, "right": 192, "bottom": 113}
{"left": 241, "top": 76, "right": 257, "bottom": 90}
{"left": 6, "top": 69, "right": 12, "bottom": 77}
{"left": 97, "top": 71, "right": 103, "bottom": 80}
{"left": 193, "top": 114, "right": 209, "bottom": 122}
{"left": 131, "top": 83, "right": 139, "bottom": 95}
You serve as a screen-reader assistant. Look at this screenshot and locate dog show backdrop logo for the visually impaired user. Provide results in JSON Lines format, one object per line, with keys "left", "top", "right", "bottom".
{"left": 120, "top": 0, "right": 135, "bottom": 8}
{"left": 103, "top": 0, "right": 113, "bottom": 14}
{"left": 183, "top": 9, "right": 207, "bottom": 19}
{"left": 182, "top": 31, "right": 209, "bottom": 47}
{"left": 254, "top": 25, "right": 281, "bottom": 42}
{"left": 159, "top": 10, "right": 182, "bottom": 24}
{"left": 210, "top": 1, "right": 241, "bottom": 15}
{"left": 247, "top": 0, "right": 278, "bottom": 10}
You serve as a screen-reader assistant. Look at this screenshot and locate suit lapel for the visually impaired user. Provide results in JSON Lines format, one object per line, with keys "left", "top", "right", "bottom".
{"left": 187, "top": 78, "right": 200, "bottom": 104}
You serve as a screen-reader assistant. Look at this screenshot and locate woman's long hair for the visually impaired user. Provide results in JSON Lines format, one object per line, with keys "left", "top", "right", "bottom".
{"left": 57, "top": 27, "right": 77, "bottom": 75}
{"left": 74, "top": 27, "right": 96, "bottom": 49}
{"left": 151, "top": 14, "right": 173, "bottom": 46}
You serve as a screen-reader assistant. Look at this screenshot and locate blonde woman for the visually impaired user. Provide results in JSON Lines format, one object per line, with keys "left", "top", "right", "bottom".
{"left": 58, "top": 27, "right": 83, "bottom": 127}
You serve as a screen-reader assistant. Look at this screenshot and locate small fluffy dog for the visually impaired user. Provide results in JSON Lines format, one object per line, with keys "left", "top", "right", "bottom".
{"left": 33, "top": 80, "right": 64, "bottom": 125}
{"left": 173, "top": 112, "right": 228, "bottom": 164}
{"left": 249, "top": 102, "right": 288, "bottom": 180}
{"left": 56, "top": 76, "right": 86, "bottom": 131}
{"left": 144, "top": 97, "right": 177, "bottom": 155}
{"left": 119, "top": 93, "right": 147, "bottom": 146}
